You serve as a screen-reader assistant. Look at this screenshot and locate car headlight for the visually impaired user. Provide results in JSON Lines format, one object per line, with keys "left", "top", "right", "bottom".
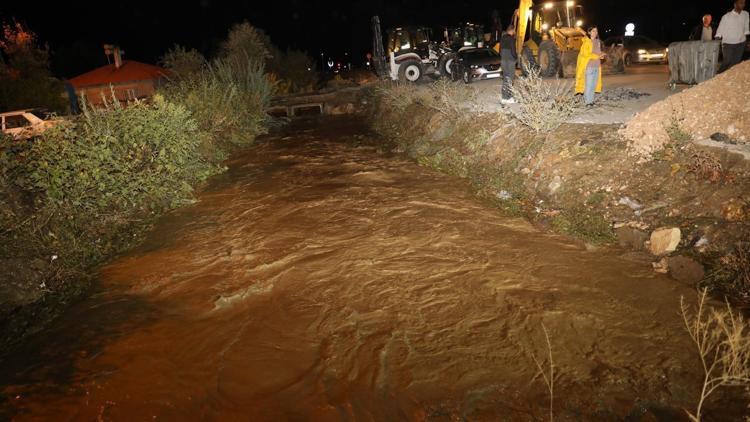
{"left": 638, "top": 49, "right": 647, "bottom": 54}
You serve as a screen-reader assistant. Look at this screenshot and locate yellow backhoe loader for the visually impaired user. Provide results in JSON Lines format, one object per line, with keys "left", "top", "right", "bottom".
{"left": 513, "top": 0, "right": 624, "bottom": 77}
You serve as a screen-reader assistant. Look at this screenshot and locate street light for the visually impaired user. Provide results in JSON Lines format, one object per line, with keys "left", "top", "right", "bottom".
{"left": 625, "top": 23, "right": 635, "bottom": 36}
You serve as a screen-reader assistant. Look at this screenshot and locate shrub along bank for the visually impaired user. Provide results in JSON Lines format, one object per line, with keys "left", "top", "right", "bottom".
{"left": 0, "top": 56, "right": 273, "bottom": 355}
{"left": 368, "top": 80, "right": 750, "bottom": 305}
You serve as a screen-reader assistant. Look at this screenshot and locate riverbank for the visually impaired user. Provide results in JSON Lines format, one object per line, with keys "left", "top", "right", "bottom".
{"left": 367, "top": 80, "right": 750, "bottom": 305}
{"left": 0, "top": 56, "right": 273, "bottom": 355}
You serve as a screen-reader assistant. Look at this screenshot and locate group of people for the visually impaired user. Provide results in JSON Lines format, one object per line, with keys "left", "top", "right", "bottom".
{"left": 690, "top": 0, "right": 750, "bottom": 72}
{"left": 499, "top": 0, "right": 749, "bottom": 106}
{"left": 498, "top": 24, "right": 604, "bottom": 107}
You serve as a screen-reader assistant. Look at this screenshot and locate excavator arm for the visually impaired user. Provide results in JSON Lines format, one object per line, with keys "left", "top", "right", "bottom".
{"left": 515, "top": 0, "right": 533, "bottom": 57}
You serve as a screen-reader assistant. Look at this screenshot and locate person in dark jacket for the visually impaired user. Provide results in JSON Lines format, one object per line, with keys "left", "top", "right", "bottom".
{"left": 689, "top": 14, "right": 717, "bottom": 40}
{"left": 500, "top": 25, "right": 517, "bottom": 104}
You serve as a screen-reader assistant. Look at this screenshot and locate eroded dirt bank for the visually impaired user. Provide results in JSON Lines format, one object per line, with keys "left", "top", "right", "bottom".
{"left": 0, "top": 117, "right": 737, "bottom": 420}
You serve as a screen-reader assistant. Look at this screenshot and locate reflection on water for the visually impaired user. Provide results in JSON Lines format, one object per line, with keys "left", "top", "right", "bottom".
{"left": 0, "top": 118, "right": 708, "bottom": 420}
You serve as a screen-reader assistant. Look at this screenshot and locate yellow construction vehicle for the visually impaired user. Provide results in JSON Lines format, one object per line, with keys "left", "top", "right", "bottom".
{"left": 513, "top": 0, "right": 624, "bottom": 77}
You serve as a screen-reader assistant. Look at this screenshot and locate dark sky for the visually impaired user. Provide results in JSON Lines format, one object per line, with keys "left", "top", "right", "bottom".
{"left": 0, "top": 0, "right": 738, "bottom": 78}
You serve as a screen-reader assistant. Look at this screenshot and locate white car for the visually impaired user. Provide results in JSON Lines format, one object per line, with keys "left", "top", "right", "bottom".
{"left": 1, "top": 109, "right": 60, "bottom": 140}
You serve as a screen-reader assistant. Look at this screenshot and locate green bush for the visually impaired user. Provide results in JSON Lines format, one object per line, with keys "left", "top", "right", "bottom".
{"left": 267, "top": 49, "right": 319, "bottom": 94}
{"left": 220, "top": 21, "right": 272, "bottom": 65}
{"left": 159, "top": 44, "right": 206, "bottom": 80}
{"left": 161, "top": 57, "right": 273, "bottom": 147}
{"left": 1, "top": 95, "right": 222, "bottom": 264}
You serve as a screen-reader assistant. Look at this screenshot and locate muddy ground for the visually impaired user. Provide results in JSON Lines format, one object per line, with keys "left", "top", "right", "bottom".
{"left": 369, "top": 82, "right": 750, "bottom": 306}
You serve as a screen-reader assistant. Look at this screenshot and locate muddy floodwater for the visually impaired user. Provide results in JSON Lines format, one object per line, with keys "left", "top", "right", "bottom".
{"left": 0, "top": 118, "right": 729, "bottom": 420}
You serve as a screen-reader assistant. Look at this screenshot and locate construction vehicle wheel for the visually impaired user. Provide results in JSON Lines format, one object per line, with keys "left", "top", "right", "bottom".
{"left": 450, "top": 63, "right": 460, "bottom": 82}
{"left": 520, "top": 46, "right": 539, "bottom": 77}
{"left": 398, "top": 60, "right": 423, "bottom": 82}
{"left": 438, "top": 53, "right": 457, "bottom": 79}
{"left": 538, "top": 41, "right": 561, "bottom": 78}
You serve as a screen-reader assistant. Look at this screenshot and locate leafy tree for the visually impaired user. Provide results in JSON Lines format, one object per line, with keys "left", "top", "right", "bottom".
{"left": 159, "top": 45, "right": 206, "bottom": 80}
{"left": 0, "top": 22, "right": 66, "bottom": 113}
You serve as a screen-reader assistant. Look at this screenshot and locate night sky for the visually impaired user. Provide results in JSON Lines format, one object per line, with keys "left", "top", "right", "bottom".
{"left": 0, "top": 0, "right": 738, "bottom": 78}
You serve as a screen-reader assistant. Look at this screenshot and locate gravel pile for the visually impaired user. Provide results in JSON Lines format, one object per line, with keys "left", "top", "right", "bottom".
{"left": 620, "top": 60, "right": 750, "bottom": 158}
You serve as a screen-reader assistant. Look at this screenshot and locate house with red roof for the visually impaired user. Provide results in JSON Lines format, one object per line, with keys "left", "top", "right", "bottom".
{"left": 68, "top": 45, "right": 170, "bottom": 107}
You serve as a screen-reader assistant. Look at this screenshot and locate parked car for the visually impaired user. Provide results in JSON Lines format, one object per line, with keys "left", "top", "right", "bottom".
{"left": 603, "top": 36, "right": 668, "bottom": 66}
{"left": 450, "top": 47, "right": 502, "bottom": 84}
{"left": 0, "top": 109, "right": 59, "bottom": 140}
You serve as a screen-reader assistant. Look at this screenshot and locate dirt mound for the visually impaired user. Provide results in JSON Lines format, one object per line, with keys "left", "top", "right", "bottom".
{"left": 621, "top": 60, "right": 750, "bottom": 158}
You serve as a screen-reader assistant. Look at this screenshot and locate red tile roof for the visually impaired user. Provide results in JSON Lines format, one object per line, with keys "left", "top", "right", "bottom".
{"left": 68, "top": 60, "right": 170, "bottom": 88}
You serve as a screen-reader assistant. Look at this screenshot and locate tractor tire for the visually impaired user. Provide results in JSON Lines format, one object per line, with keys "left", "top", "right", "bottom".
{"left": 520, "top": 46, "right": 539, "bottom": 77}
{"left": 398, "top": 60, "right": 423, "bottom": 82}
{"left": 538, "top": 41, "right": 561, "bottom": 78}
{"left": 438, "top": 53, "right": 457, "bottom": 79}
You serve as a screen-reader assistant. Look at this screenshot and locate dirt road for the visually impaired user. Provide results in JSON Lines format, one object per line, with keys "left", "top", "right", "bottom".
{"left": 471, "top": 64, "right": 686, "bottom": 124}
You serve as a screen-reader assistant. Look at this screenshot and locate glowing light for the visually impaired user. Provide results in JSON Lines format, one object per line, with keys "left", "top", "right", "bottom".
{"left": 544, "top": 2, "right": 553, "bottom": 9}
{"left": 625, "top": 23, "right": 635, "bottom": 36}
{"left": 638, "top": 49, "right": 647, "bottom": 54}
{"left": 567, "top": 1, "right": 574, "bottom": 6}
{"left": 542, "top": 23, "right": 549, "bottom": 31}
{"left": 575, "top": 20, "right": 583, "bottom": 27}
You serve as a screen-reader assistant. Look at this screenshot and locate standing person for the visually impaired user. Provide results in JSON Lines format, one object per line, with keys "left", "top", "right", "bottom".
{"left": 716, "top": 0, "right": 750, "bottom": 72}
{"left": 500, "top": 25, "right": 517, "bottom": 105}
{"left": 690, "top": 14, "right": 716, "bottom": 41}
{"left": 575, "top": 26, "right": 604, "bottom": 107}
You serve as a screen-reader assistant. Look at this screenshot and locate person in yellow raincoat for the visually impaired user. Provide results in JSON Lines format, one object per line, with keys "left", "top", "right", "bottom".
{"left": 575, "top": 26, "right": 605, "bottom": 106}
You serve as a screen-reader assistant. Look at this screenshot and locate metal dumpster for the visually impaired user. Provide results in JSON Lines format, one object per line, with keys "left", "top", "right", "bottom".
{"left": 667, "top": 40, "right": 721, "bottom": 89}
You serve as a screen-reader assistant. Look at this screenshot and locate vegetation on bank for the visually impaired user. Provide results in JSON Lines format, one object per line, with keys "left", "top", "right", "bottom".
{"left": 369, "top": 77, "right": 749, "bottom": 304}
{"left": 0, "top": 21, "right": 278, "bottom": 354}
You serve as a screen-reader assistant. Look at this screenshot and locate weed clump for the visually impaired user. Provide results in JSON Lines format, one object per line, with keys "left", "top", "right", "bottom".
{"left": 510, "top": 66, "right": 577, "bottom": 132}
{"left": 681, "top": 289, "right": 750, "bottom": 421}
{"left": 551, "top": 205, "right": 614, "bottom": 244}
{"left": 688, "top": 151, "right": 724, "bottom": 183}
{"left": 702, "top": 243, "right": 750, "bottom": 306}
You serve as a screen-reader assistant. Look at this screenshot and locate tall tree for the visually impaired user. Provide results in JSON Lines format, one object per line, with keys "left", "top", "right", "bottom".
{"left": 0, "top": 22, "right": 66, "bottom": 113}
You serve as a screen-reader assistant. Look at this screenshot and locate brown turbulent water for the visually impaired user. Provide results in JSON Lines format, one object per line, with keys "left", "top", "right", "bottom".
{"left": 0, "top": 117, "right": 720, "bottom": 421}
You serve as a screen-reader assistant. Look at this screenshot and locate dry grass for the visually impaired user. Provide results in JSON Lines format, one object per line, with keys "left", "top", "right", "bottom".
{"left": 703, "top": 243, "right": 750, "bottom": 306}
{"left": 688, "top": 151, "right": 724, "bottom": 183}
{"left": 374, "top": 81, "right": 423, "bottom": 112}
{"left": 422, "top": 78, "right": 479, "bottom": 119}
{"left": 530, "top": 323, "right": 557, "bottom": 421}
{"left": 375, "top": 79, "right": 478, "bottom": 121}
{"left": 510, "top": 66, "right": 577, "bottom": 132}
{"left": 681, "top": 289, "right": 750, "bottom": 421}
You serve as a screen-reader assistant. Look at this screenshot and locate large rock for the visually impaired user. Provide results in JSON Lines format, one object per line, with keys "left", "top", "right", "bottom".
{"left": 667, "top": 255, "right": 705, "bottom": 285}
{"left": 616, "top": 227, "right": 648, "bottom": 251}
{"left": 649, "top": 227, "right": 681, "bottom": 256}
